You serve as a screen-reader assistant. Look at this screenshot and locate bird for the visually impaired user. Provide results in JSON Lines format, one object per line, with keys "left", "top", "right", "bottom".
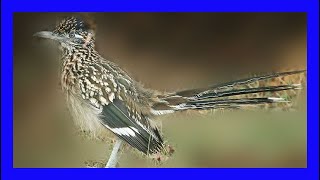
{"left": 34, "top": 16, "right": 305, "bottom": 167}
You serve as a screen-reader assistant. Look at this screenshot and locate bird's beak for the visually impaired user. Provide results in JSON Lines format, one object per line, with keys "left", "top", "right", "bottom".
{"left": 33, "top": 31, "right": 64, "bottom": 41}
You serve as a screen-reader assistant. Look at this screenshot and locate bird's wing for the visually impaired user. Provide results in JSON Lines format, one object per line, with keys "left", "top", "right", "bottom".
{"left": 77, "top": 60, "right": 163, "bottom": 154}
{"left": 101, "top": 98, "right": 163, "bottom": 154}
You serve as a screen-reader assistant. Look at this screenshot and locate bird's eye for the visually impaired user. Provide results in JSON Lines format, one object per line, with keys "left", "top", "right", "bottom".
{"left": 69, "top": 32, "right": 75, "bottom": 38}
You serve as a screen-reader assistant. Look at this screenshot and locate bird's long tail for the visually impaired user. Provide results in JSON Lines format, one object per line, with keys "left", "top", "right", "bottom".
{"left": 151, "top": 70, "right": 305, "bottom": 115}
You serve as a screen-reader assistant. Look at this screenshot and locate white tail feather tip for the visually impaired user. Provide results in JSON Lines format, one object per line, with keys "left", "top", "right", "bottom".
{"left": 268, "top": 97, "right": 290, "bottom": 103}
{"left": 292, "top": 84, "right": 303, "bottom": 89}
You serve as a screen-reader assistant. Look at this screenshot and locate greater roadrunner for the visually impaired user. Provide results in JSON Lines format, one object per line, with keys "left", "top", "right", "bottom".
{"left": 34, "top": 16, "right": 305, "bottom": 167}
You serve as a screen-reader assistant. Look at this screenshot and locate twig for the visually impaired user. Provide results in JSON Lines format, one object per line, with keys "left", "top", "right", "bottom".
{"left": 105, "top": 139, "right": 123, "bottom": 168}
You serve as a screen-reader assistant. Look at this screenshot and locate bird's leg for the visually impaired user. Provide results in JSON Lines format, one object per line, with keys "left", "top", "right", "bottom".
{"left": 105, "top": 139, "right": 123, "bottom": 168}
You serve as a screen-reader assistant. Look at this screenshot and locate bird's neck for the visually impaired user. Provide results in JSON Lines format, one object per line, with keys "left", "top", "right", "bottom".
{"left": 60, "top": 45, "right": 97, "bottom": 92}
{"left": 61, "top": 44, "right": 95, "bottom": 56}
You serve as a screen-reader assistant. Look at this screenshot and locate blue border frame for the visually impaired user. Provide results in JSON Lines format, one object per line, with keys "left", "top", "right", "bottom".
{"left": 1, "top": 0, "right": 319, "bottom": 179}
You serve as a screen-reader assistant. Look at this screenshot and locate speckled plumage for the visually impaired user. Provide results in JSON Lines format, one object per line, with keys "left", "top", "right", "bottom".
{"left": 61, "top": 44, "right": 164, "bottom": 153}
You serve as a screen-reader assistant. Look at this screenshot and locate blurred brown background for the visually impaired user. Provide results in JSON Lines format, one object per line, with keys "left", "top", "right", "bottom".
{"left": 14, "top": 13, "right": 306, "bottom": 167}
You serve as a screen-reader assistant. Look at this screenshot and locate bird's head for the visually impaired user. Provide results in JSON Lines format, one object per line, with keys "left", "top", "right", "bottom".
{"left": 34, "top": 16, "right": 95, "bottom": 49}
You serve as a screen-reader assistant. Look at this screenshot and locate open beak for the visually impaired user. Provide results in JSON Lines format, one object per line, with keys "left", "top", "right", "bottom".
{"left": 33, "top": 31, "right": 64, "bottom": 41}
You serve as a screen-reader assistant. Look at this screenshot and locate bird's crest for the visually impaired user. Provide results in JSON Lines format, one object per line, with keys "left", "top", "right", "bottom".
{"left": 52, "top": 16, "right": 96, "bottom": 48}
{"left": 54, "top": 16, "right": 92, "bottom": 34}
